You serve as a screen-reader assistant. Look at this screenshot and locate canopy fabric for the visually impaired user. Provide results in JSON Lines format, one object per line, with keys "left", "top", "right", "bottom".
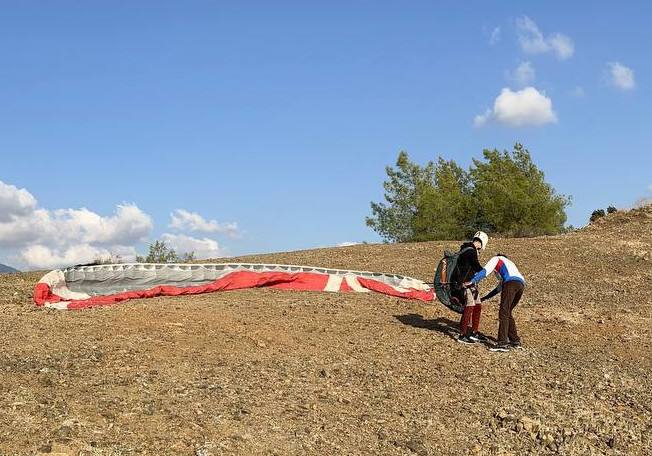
{"left": 34, "top": 263, "right": 435, "bottom": 310}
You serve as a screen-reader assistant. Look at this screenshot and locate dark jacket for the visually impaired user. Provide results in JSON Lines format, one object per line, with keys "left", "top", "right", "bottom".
{"left": 452, "top": 242, "right": 483, "bottom": 288}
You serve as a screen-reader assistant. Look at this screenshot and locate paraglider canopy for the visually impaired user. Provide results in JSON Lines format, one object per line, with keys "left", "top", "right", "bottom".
{"left": 34, "top": 263, "right": 435, "bottom": 310}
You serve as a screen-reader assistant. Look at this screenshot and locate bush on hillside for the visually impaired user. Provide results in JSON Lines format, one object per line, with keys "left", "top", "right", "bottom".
{"left": 607, "top": 206, "right": 617, "bottom": 214}
{"left": 590, "top": 209, "right": 606, "bottom": 222}
{"left": 136, "top": 240, "right": 195, "bottom": 263}
{"left": 93, "top": 253, "right": 123, "bottom": 264}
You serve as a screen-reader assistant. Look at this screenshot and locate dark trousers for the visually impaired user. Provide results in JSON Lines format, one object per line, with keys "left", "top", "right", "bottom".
{"left": 498, "top": 281, "right": 524, "bottom": 345}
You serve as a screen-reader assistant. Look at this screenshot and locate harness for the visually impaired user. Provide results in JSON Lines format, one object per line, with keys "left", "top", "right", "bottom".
{"left": 433, "top": 246, "right": 475, "bottom": 314}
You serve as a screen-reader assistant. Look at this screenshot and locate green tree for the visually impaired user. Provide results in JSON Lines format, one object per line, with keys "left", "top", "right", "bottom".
{"left": 136, "top": 240, "right": 195, "bottom": 263}
{"left": 470, "top": 144, "right": 570, "bottom": 236}
{"left": 93, "top": 253, "right": 123, "bottom": 264}
{"left": 367, "top": 144, "right": 571, "bottom": 241}
{"left": 365, "top": 151, "right": 436, "bottom": 242}
{"left": 413, "top": 158, "right": 474, "bottom": 241}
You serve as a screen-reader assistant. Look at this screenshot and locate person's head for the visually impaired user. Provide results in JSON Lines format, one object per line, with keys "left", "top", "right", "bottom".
{"left": 496, "top": 252, "right": 508, "bottom": 259}
{"left": 472, "top": 231, "right": 488, "bottom": 251}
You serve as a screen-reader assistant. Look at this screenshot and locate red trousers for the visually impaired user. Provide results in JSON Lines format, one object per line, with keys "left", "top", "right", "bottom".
{"left": 459, "top": 287, "right": 482, "bottom": 336}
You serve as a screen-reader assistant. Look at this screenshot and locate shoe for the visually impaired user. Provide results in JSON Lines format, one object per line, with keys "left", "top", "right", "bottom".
{"left": 456, "top": 335, "right": 475, "bottom": 344}
{"left": 469, "top": 332, "right": 486, "bottom": 342}
{"left": 489, "top": 344, "right": 510, "bottom": 352}
{"left": 510, "top": 341, "right": 524, "bottom": 350}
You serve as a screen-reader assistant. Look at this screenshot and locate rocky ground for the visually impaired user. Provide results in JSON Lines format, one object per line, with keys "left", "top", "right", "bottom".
{"left": 0, "top": 206, "right": 650, "bottom": 455}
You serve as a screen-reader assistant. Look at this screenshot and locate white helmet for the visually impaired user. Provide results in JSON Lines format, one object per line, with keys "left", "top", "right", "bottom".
{"left": 473, "top": 231, "right": 488, "bottom": 250}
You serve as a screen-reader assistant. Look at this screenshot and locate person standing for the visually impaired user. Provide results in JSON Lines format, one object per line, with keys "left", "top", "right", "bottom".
{"left": 454, "top": 231, "right": 488, "bottom": 344}
{"left": 467, "top": 253, "right": 525, "bottom": 352}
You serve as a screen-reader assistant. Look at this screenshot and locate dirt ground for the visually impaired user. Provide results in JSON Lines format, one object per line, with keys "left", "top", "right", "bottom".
{"left": 0, "top": 206, "right": 651, "bottom": 455}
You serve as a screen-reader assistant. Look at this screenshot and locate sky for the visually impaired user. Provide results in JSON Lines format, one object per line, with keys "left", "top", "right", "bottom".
{"left": 1, "top": 1, "right": 650, "bottom": 270}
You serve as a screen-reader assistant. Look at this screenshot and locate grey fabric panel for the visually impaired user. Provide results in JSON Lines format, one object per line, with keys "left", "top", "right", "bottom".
{"left": 63, "top": 263, "right": 417, "bottom": 296}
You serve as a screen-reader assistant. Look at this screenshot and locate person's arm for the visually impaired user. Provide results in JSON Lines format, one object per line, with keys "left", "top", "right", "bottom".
{"left": 481, "top": 283, "right": 502, "bottom": 302}
{"left": 470, "top": 256, "right": 499, "bottom": 285}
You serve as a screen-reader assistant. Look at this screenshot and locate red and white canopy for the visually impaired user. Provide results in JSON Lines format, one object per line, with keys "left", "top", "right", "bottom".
{"left": 34, "top": 263, "right": 435, "bottom": 310}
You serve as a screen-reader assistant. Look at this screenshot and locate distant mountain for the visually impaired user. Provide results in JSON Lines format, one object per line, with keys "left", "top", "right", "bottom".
{"left": 0, "top": 263, "right": 19, "bottom": 274}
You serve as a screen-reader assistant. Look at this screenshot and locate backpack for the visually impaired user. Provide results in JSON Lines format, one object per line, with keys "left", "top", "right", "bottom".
{"left": 433, "top": 247, "right": 475, "bottom": 314}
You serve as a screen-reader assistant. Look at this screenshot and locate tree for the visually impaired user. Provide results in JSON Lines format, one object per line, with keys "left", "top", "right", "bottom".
{"left": 413, "top": 158, "right": 474, "bottom": 241}
{"left": 607, "top": 206, "right": 617, "bottom": 214}
{"left": 136, "top": 240, "right": 195, "bottom": 263}
{"left": 365, "top": 151, "right": 436, "bottom": 242}
{"left": 470, "top": 144, "right": 570, "bottom": 237}
{"left": 367, "top": 144, "right": 571, "bottom": 242}
{"left": 93, "top": 253, "right": 123, "bottom": 264}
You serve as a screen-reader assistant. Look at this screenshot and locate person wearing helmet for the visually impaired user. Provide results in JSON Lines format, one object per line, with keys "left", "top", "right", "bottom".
{"left": 453, "top": 231, "right": 488, "bottom": 344}
{"left": 466, "top": 253, "right": 526, "bottom": 352}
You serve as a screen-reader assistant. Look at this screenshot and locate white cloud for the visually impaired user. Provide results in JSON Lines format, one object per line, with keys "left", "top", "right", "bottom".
{"left": 474, "top": 87, "right": 557, "bottom": 128}
{"left": 510, "top": 61, "right": 535, "bottom": 86}
{"left": 0, "top": 181, "right": 37, "bottom": 222}
{"left": 336, "top": 241, "right": 360, "bottom": 247}
{"left": 489, "top": 27, "right": 501, "bottom": 45}
{"left": 0, "top": 179, "right": 153, "bottom": 269}
{"left": 169, "top": 209, "right": 239, "bottom": 237}
{"left": 0, "top": 204, "right": 152, "bottom": 248}
{"left": 516, "top": 16, "right": 574, "bottom": 60}
{"left": 607, "top": 62, "right": 635, "bottom": 90}
{"left": 19, "top": 245, "right": 138, "bottom": 270}
{"left": 473, "top": 108, "right": 493, "bottom": 127}
{"left": 161, "top": 233, "right": 224, "bottom": 259}
{"left": 548, "top": 34, "right": 574, "bottom": 60}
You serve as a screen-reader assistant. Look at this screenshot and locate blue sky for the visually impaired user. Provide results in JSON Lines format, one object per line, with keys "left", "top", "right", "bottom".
{"left": 1, "top": 1, "right": 650, "bottom": 269}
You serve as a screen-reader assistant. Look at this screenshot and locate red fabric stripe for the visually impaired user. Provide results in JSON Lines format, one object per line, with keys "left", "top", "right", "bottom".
{"left": 357, "top": 277, "right": 434, "bottom": 302}
{"left": 494, "top": 259, "right": 504, "bottom": 273}
{"left": 339, "top": 277, "right": 353, "bottom": 292}
{"left": 34, "top": 270, "right": 434, "bottom": 310}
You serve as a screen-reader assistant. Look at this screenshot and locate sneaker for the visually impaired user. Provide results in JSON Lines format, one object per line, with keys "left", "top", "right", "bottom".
{"left": 489, "top": 344, "right": 510, "bottom": 352}
{"left": 469, "top": 332, "right": 486, "bottom": 342}
{"left": 510, "top": 341, "right": 524, "bottom": 350}
{"left": 456, "top": 335, "right": 475, "bottom": 344}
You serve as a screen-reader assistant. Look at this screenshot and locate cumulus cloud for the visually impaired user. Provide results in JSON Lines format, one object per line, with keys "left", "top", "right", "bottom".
{"left": 606, "top": 62, "right": 635, "bottom": 90}
{"left": 474, "top": 87, "right": 557, "bottom": 128}
{"left": 19, "top": 245, "right": 138, "bottom": 270}
{"left": 169, "top": 209, "right": 239, "bottom": 237}
{"left": 0, "top": 179, "right": 153, "bottom": 269}
{"left": 489, "top": 27, "right": 501, "bottom": 45}
{"left": 516, "top": 16, "right": 574, "bottom": 60}
{"left": 336, "top": 241, "right": 360, "bottom": 247}
{"left": 0, "top": 204, "right": 152, "bottom": 249}
{"left": 510, "top": 61, "right": 536, "bottom": 86}
{"left": 0, "top": 181, "right": 37, "bottom": 222}
{"left": 161, "top": 233, "right": 224, "bottom": 259}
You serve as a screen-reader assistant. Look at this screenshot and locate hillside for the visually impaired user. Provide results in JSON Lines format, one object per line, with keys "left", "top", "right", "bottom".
{"left": 0, "top": 206, "right": 650, "bottom": 455}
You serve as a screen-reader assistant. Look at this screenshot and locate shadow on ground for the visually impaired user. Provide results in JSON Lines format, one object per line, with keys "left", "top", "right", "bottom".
{"left": 394, "top": 313, "right": 497, "bottom": 344}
